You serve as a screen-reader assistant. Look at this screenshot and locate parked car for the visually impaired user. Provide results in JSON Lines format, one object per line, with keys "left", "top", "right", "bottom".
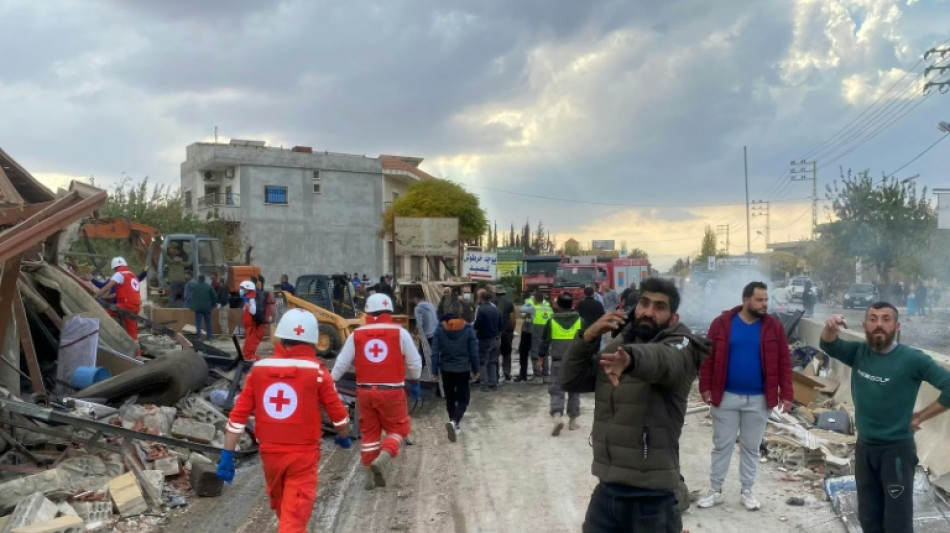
{"left": 788, "top": 276, "right": 821, "bottom": 302}
{"left": 843, "top": 283, "right": 879, "bottom": 309}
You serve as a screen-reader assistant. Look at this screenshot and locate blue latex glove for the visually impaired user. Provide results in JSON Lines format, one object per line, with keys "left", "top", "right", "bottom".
{"left": 334, "top": 435, "right": 352, "bottom": 449}
{"left": 408, "top": 382, "right": 422, "bottom": 403}
{"left": 216, "top": 450, "right": 235, "bottom": 484}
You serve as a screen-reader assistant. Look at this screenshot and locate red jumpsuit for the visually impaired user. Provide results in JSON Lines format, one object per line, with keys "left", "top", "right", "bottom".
{"left": 226, "top": 343, "right": 349, "bottom": 533}
{"left": 113, "top": 266, "right": 141, "bottom": 341}
{"left": 331, "top": 314, "right": 422, "bottom": 466}
{"left": 242, "top": 290, "right": 265, "bottom": 361}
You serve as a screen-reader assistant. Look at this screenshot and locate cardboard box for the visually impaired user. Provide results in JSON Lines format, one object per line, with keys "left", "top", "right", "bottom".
{"left": 792, "top": 370, "right": 824, "bottom": 405}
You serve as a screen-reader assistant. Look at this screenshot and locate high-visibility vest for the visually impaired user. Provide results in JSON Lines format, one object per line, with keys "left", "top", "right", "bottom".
{"left": 549, "top": 312, "right": 582, "bottom": 361}
{"left": 532, "top": 301, "right": 553, "bottom": 326}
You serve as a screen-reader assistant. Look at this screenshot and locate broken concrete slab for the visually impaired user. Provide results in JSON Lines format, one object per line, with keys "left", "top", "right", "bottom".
{"left": 2, "top": 492, "right": 57, "bottom": 533}
{"left": 52, "top": 503, "right": 76, "bottom": 518}
{"left": 152, "top": 457, "right": 180, "bottom": 477}
{"left": 0, "top": 470, "right": 69, "bottom": 514}
{"left": 107, "top": 472, "right": 146, "bottom": 517}
{"left": 170, "top": 418, "right": 215, "bottom": 444}
{"left": 141, "top": 470, "right": 163, "bottom": 498}
{"left": 190, "top": 463, "right": 222, "bottom": 497}
{"left": 70, "top": 502, "right": 111, "bottom": 525}
{"left": 9, "top": 515, "right": 84, "bottom": 533}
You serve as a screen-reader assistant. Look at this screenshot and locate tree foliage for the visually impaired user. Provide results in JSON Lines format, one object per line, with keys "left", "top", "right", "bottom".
{"left": 380, "top": 179, "right": 488, "bottom": 241}
{"left": 697, "top": 226, "right": 717, "bottom": 265}
{"left": 563, "top": 239, "right": 581, "bottom": 256}
{"left": 668, "top": 257, "right": 689, "bottom": 275}
{"left": 824, "top": 169, "right": 935, "bottom": 285}
{"left": 627, "top": 248, "right": 649, "bottom": 259}
{"left": 95, "top": 177, "right": 246, "bottom": 267}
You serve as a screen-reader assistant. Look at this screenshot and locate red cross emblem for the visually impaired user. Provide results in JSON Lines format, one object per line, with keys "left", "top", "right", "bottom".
{"left": 364, "top": 339, "right": 388, "bottom": 363}
{"left": 263, "top": 383, "right": 298, "bottom": 420}
{"left": 383, "top": 299, "right": 390, "bottom": 308}
{"left": 293, "top": 324, "right": 305, "bottom": 336}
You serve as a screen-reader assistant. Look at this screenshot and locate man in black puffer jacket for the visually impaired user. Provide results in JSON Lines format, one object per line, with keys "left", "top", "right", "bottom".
{"left": 431, "top": 305, "right": 479, "bottom": 443}
{"left": 561, "top": 277, "right": 710, "bottom": 532}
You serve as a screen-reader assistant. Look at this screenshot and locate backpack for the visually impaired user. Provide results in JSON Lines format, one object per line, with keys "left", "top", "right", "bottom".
{"left": 254, "top": 291, "right": 276, "bottom": 325}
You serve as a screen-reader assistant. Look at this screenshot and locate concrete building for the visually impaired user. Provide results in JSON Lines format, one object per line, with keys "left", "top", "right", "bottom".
{"left": 180, "top": 141, "right": 434, "bottom": 287}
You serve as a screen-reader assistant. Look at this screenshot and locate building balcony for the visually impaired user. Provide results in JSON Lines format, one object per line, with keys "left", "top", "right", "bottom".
{"left": 197, "top": 193, "right": 240, "bottom": 209}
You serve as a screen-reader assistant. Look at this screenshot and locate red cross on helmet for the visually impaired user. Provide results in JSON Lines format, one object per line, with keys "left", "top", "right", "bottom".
{"left": 274, "top": 308, "right": 319, "bottom": 343}
{"left": 364, "top": 293, "right": 394, "bottom": 314}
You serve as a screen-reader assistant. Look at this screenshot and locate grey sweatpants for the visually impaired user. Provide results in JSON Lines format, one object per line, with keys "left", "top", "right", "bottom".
{"left": 709, "top": 392, "right": 770, "bottom": 492}
{"left": 478, "top": 337, "right": 501, "bottom": 386}
{"left": 548, "top": 362, "right": 579, "bottom": 417}
{"left": 529, "top": 324, "right": 549, "bottom": 377}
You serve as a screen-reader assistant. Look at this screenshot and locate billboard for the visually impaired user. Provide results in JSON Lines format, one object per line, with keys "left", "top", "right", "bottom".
{"left": 496, "top": 247, "right": 523, "bottom": 276}
{"left": 462, "top": 251, "right": 497, "bottom": 280}
{"left": 393, "top": 217, "right": 459, "bottom": 256}
{"left": 591, "top": 240, "right": 615, "bottom": 251}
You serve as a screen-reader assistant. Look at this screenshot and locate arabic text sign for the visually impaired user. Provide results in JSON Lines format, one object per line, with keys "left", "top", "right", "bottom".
{"left": 496, "top": 247, "right": 523, "bottom": 276}
{"left": 462, "top": 251, "right": 498, "bottom": 280}
{"left": 394, "top": 217, "right": 459, "bottom": 256}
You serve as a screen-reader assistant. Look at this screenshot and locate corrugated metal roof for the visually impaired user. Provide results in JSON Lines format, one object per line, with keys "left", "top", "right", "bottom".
{"left": 0, "top": 147, "right": 55, "bottom": 205}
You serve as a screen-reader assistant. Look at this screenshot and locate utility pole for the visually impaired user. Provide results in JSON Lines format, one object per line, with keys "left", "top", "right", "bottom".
{"left": 751, "top": 200, "right": 770, "bottom": 248}
{"left": 923, "top": 45, "right": 950, "bottom": 94}
{"left": 716, "top": 224, "right": 730, "bottom": 256}
{"left": 744, "top": 146, "right": 751, "bottom": 262}
{"left": 789, "top": 159, "right": 818, "bottom": 238}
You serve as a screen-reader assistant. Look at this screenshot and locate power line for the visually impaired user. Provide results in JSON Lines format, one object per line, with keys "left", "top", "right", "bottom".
{"left": 461, "top": 182, "right": 810, "bottom": 208}
{"left": 885, "top": 132, "right": 950, "bottom": 178}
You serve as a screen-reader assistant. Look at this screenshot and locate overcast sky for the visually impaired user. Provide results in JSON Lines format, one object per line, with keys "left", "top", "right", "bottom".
{"left": 3, "top": 0, "right": 950, "bottom": 270}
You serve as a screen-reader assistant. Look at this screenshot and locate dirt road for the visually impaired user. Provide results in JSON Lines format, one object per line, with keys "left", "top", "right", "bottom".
{"left": 168, "top": 377, "right": 846, "bottom": 532}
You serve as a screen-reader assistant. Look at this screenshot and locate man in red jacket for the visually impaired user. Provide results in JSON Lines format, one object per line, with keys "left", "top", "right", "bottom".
{"left": 697, "top": 281, "right": 793, "bottom": 511}
{"left": 331, "top": 293, "right": 422, "bottom": 490}
{"left": 217, "top": 308, "right": 350, "bottom": 533}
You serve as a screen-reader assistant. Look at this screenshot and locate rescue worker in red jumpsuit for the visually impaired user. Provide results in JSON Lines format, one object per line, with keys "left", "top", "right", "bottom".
{"left": 217, "top": 308, "right": 350, "bottom": 533}
{"left": 93, "top": 257, "right": 141, "bottom": 342}
{"left": 332, "top": 293, "right": 422, "bottom": 490}
{"left": 240, "top": 280, "right": 265, "bottom": 361}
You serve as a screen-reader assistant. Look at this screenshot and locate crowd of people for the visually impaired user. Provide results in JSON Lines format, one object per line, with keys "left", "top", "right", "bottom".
{"left": 84, "top": 256, "right": 949, "bottom": 533}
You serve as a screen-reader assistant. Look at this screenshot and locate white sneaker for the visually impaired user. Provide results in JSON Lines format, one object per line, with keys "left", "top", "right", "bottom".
{"left": 551, "top": 413, "right": 564, "bottom": 437}
{"left": 696, "top": 489, "right": 724, "bottom": 509}
{"left": 446, "top": 421, "right": 457, "bottom": 443}
{"left": 740, "top": 489, "right": 761, "bottom": 511}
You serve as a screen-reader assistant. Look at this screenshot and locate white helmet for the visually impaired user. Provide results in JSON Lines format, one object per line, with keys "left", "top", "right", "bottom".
{"left": 365, "top": 293, "right": 394, "bottom": 314}
{"left": 111, "top": 257, "right": 127, "bottom": 270}
{"left": 239, "top": 280, "right": 255, "bottom": 291}
{"left": 274, "top": 308, "right": 319, "bottom": 343}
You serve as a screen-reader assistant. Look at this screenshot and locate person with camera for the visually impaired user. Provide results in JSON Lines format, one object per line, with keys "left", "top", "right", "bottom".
{"left": 560, "top": 277, "right": 710, "bottom": 532}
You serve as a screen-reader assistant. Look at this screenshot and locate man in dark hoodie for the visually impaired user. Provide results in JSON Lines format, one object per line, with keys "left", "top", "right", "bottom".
{"left": 540, "top": 292, "right": 583, "bottom": 436}
{"left": 431, "top": 302, "right": 479, "bottom": 443}
{"left": 561, "top": 276, "right": 710, "bottom": 532}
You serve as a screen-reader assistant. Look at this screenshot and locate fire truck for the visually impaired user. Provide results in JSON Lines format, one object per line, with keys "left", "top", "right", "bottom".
{"left": 521, "top": 255, "right": 563, "bottom": 298}
{"left": 550, "top": 258, "right": 650, "bottom": 308}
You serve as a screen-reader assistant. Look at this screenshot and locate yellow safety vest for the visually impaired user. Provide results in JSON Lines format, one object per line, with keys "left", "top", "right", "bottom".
{"left": 550, "top": 316, "right": 582, "bottom": 340}
{"left": 532, "top": 300, "right": 553, "bottom": 325}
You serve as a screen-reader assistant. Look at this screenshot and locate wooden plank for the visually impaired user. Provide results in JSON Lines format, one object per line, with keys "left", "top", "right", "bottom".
{"left": 12, "top": 290, "right": 48, "bottom": 398}
{"left": 0, "top": 257, "right": 22, "bottom": 354}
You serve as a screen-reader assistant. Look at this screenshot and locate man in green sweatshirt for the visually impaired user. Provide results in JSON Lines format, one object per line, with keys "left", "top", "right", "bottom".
{"left": 821, "top": 302, "right": 950, "bottom": 533}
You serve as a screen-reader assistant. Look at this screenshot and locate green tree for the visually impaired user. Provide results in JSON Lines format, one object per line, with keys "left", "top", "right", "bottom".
{"left": 764, "top": 251, "right": 800, "bottom": 281}
{"left": 627, "top": 248, "right": 649, "bottom": 259}
{"left": 380, "top": 179, "right": 488, "bottom": 241}
{"left": 564, "top": 239, "right": 581, "bottom": 256}
{"left": 697, "top": 226, "right": 717, "bottom": 266}
{"left": 824, "top": 169, "right": 935, "bottom": 286}
{"left": 668, "top": 258, "right": 689, "bottom": 275}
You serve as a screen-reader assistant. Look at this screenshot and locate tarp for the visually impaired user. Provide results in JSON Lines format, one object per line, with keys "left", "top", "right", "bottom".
{"left": 56, "top": 316, "right": 99, "bottom": 394}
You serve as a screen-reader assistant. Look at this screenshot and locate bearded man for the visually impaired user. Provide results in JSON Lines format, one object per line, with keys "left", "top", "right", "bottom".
{"left": 697, "top": 281, "right": 793, "bottom": 511}
{"left": 560, "top": 277, "right": 710, "bottom": 532}
{"left": 821, "top": 303, "right": 950, "bottom": 533}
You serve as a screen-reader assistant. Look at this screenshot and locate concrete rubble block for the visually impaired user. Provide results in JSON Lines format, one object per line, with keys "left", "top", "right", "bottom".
{"left": 170, "top": 418, "right": 216, "bottom": 444}
{"left": 107, "top": 472, "right": 147, "bottom": 517}
{"left": 10, "top": 515, "right": 84, "bottom": 533}
{"left": 118, "top": 404, "right": 146, "bottom": 429}
{"left": 57, "top": 456, "right": 109, "bottom": 491}
{"left": 152, "top": 457, "right": 180, "bottom": 477}
{"left": 141, "top": 470, "right": 164, "bottom": 497}
{"left": 187, "top": 452, "right": 213, "bottom": 468}
{"left": 52, "top": 502, "right": 76, "bottom": 518}
{"left": 178, "top": 396, "right": 227, "bottom": 425}
{"left": 189, "top": 462, "right": 223, "bottom": 498}
{"left": 70, "top": 501, "right": 112, "bottom": 525}
{"left": 0, "top": 470, "right": 70, "bottom": 514}
{"left": 141, "top": 406, "right": 174, "bottom": 436}
{"left": 3, "top": 492, "right": 58, "bottom": 533}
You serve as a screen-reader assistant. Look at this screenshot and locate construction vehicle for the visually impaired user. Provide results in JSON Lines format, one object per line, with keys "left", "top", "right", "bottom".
{"left": 63, "top": 216, "right": 259, "bottom": 305}
{"left": 277, "top": 274, "right": 364, "bottom": 358}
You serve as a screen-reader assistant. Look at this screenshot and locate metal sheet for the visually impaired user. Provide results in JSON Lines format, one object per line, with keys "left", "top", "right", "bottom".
{"left": 826, "top": 470, "right": 950, "bottom": 532}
